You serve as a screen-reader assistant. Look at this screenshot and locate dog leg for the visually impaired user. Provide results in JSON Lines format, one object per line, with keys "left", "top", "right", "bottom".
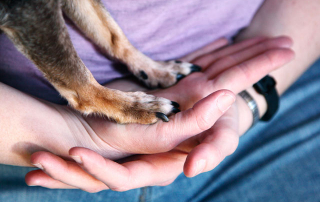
{"left": 61, "top": 0, "right": 201, "bottom": 88}
{"left": 0, "top": 0, "right": 179, "bottom": 124}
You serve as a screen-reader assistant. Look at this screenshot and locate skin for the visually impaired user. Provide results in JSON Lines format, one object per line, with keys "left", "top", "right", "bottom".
{"left": 2, "top": 37, "right": 291, "bottom": 166}
{"left": 1, "top": 36, "right": 294, "bottom": 192}
{"left": 3, "top": 0, "right": 320, "bottom": 193}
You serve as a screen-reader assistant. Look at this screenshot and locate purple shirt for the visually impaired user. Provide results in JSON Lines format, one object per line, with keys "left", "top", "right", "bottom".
{"left": 0, "top": 0, "right": 264, "bottom": 104}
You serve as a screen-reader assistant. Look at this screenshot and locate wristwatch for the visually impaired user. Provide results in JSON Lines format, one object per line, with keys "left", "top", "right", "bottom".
{"left": 253, "top": 75, "right": 279, "bottom": 121}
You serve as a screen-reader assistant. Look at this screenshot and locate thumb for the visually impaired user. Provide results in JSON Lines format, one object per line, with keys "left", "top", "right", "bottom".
{"left": 155, "top": 90, "right": 235, "bottom": 149}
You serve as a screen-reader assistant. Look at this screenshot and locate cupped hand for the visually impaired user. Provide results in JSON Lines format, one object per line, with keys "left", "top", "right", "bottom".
{"left": 26, "top": 36, "right": 294, "bottom": 192}
{"left": 70, "top": 36, "right": 293, "bottom": 157}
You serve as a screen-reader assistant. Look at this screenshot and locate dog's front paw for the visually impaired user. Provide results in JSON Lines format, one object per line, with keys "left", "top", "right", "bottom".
{"left": 136, "top": 61, "right": 201, "bottom": 88}
{"left": 70, "top": 86, "right": 180, "bottom": 124}
{"left": 115, "top": 91, "right": 180, "bottom": 124}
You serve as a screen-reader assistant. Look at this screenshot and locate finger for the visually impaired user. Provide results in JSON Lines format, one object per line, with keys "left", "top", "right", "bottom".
{"left": 94, "top": 90, "right": 235, "bottom": 155}
{"left": 210, "top": 48, "right": 295, "bottom": 94}
{"left": 29, "top": 151, "right": 109, "bottom": 193}
{"left": 205, "top": 36, "right": 293, "bottom": 78}
{"left": 106, "top": 90, "right": 236, "bottom": 154}
{"left": 25, "top": 170, "right": 76, "bottom": 189}
{"left": 180, "top": 38, "right": 229, "bottom": 62}
{"left": 193, "top": 36, "right": 267, "bottom": 68}
{"left": 150, "top": 90, "right": 236, "bottom": 152}
{"left": 184, "top": 105, "right": 239, "bottom": 177}
{"left": 69, "top": 147, "right": 186, "bottom": 191}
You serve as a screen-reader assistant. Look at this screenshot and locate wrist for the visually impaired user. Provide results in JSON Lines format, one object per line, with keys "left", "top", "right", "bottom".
{"left": 51, "top": 107, "right": 127, "bottom": 161}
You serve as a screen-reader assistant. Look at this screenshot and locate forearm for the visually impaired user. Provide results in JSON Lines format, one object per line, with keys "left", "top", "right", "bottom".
{"left": 0, "top": 82, "right": 107, "bottom": 167}
{"left": 236, "top": 0, "right": 320, "bottom": 134}
{"left": 238, "top": 0, "right": 320, "bottom": 92}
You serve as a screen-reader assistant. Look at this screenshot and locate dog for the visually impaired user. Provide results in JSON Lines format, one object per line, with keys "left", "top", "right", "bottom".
{"left": 0, "top": 0, "right": 201, "bottom": 124}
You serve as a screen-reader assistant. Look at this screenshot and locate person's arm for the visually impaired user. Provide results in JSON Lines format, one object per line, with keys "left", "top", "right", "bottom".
{"left": 235, "top": 0, "right": 320, "bottom": 133}
{"left": 0, "top": 82, "right": 119, "bottom": 166}
{"left": 24, "top": 37, "right": 294, "bottom": 191}
{"left": 0, "top": 39, "right": 238, "bottom": 167}
{"left": 1, "top": 78, "right": 244, "bottom": 167}
{"left": 24, "top": 1, "right": 320, "bottom": 192}
{"left": 25, "top": 1, "right": 320, "bottom": 191}
{"left": 184, "top": 0, "right": 320, "bottom": 176}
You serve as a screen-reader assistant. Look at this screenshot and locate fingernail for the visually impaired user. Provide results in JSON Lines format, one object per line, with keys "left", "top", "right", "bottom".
{"left": 217, "top": 94, "right": 235, "bottom": 113}
{"left": 194, "top": 159, "right": 206, "bottom": 176}
{"left": 71, "top": 155, "right": 83, "bottom": 164}
{"left": 32, "top": 163, "right": 44, "bottom": 170}
{"left": 276, "top": 36, "right": 293, "bottom": 48}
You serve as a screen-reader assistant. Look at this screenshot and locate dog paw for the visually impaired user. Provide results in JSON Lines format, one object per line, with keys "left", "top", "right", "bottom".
{"left": 136, "top": 60, "right": 201, "bottom": 88}
{"left": 71, "top": 86, "right": 180, "bottom": 124}
{"left": 114, "top": 91, "right": 180, "bottom": 124}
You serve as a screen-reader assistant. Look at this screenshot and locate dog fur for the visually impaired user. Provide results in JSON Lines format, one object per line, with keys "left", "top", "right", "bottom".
{"left": 0, "top": 0, "right": 200, "bottom": 124}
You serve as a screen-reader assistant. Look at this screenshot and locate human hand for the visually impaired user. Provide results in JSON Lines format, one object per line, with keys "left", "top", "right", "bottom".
{"left": 25, "top": 96, "right": 243, "bottom": 192}
{"left": 26, "top": 36, "right": 294, "bottom": 191}
{"left": 67, "top": 36, "right": 292, "bottom": 156}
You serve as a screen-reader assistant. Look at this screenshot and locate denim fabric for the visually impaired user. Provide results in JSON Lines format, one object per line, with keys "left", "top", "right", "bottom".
{"left": 1, "top": 60, "right": 320, "bottom": 202}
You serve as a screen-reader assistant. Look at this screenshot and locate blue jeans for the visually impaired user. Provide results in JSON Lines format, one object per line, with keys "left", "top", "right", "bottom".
{"left": 1, "top": 59, "right": 320, "bottom": 202}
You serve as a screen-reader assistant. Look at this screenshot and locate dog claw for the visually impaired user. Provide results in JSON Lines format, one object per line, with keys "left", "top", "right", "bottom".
{"left": 191, "top": 64, "right": 202, "bottom": 73}
{"left": 176, "top": 74, "right": 185, "bottom": 81}
{"left": 172, "top": 107, "right": 181, "bottom": 114}
{"left": 156, "top": 112, "right": 169, "bottom": 122}
{"left": 140, "top": 70, "right": 148, "bottom": 80}
{"left": 171, "top": 101, "right": 180, "bottom": 108}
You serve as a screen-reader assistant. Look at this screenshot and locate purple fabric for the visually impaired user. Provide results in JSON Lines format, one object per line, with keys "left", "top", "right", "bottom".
{"left": 0, "top": 0, "right": 264, "bottom": 104}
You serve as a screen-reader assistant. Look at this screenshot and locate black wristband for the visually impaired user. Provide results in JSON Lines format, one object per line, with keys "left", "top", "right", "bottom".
{"left": 253, "top": 75, "right": 279, "bottom": 121}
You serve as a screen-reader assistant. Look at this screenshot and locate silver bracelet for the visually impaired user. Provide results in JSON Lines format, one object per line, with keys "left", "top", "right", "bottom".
{"left": 239, "top": 90, "right": 260, "bottom": 127}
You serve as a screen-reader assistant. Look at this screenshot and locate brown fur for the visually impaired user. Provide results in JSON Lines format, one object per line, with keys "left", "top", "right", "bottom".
{"left": 0, "top": 0, "right": 198, "bottom": 124}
